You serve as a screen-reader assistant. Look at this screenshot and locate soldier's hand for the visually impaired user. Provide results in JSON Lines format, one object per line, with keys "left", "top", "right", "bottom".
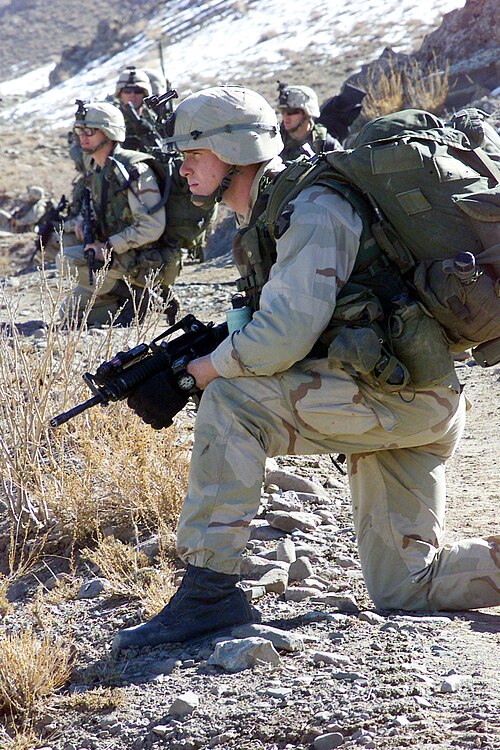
{"left": 187, "top": 355, "right": 219, "bottom": 390}
{"left": 127, "top": 371, "right": 189, "bottom": 430}
{"left": 84, "top": 242, "right": 105, "bottom": 263}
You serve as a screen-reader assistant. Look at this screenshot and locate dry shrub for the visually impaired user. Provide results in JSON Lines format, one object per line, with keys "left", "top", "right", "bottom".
{"left": 0, "top": 576, "right": 8, "bottom": 618}
{"left": 0, "top": 262, "right": 190, "bottom": 553}
{"left": 43, "top": 405, "right": 189, "bottom": 545}
{"left": 361, "top": 56, "right": 449, "bottom": 121}
{"left": 0, "top": 627, "right": 72, "bottom": 727}
{"left": 405, "top": 55, "right": 449, "bottom": 114}
{"left": 62, "top": 685, "right": 125, "bottom": 712}
{"left": 361, "top": 62, "right": 405, "bottom": 120}
{"left": 82, "top": 533, "right": 176, "bottom": 617}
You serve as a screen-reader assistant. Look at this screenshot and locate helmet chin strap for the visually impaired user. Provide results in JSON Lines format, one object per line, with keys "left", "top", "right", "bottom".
{"left": 288, "top": 114, "right": 309, "bottom": 136}
{"left": 190, "top": 165, "right": 239, "bottom": 209}
{"left": 81, "top": 136, "right": 112, "bottom": 156}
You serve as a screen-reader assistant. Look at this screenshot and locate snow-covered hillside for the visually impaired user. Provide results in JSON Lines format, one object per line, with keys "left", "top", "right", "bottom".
{"left": 0, "top": 0, "right": 465, "bottom": 129}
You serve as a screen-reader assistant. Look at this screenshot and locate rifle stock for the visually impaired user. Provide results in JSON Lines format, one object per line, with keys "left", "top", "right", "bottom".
{"left": 50, "top": 315, "right": 228, "bottom": 428}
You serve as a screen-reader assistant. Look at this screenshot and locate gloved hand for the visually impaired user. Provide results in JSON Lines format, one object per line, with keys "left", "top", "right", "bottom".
{"left": 127, "top": 371, "right": 189, "bottom": 430}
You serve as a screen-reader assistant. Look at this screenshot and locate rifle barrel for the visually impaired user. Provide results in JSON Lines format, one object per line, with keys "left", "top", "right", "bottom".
{"left": 50, "top": 394, "right": 105, "bottom": 428}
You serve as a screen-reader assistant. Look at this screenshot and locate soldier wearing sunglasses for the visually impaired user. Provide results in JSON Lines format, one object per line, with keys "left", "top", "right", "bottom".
{"left": 277, "top": 82, "right": 340, "bottom": 162}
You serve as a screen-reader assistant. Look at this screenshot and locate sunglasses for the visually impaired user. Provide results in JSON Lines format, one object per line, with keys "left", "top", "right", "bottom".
{"left": 74, "top": 126, "right": 99, "bottom": 137}
{"left": 121, "top": 86, "right": 145, "bottom": 95}
{"left": 282, "top": 108, "right": 303, "bottom": 116}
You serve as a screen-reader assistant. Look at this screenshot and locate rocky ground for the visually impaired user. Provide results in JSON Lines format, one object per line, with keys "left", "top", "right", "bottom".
{"left": 0, "top": 247, "right": 498, "bottom": 750}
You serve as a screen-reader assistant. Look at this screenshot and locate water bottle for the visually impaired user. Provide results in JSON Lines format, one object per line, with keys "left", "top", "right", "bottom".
{"left": 226, "top": 294, "right": 252, "bottom": 334}
{"left": 443, "top": 251, "right": 479, "bottom": 285}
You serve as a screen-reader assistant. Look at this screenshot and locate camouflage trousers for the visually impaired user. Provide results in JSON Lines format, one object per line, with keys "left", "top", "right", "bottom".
{"left": 57, "top": 244, "right": 181, "bottom": 326}
{"left": 177, "top": 359, "right": 500, "bottom": 611}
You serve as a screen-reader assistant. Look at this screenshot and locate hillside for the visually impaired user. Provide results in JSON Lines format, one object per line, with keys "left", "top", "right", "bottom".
{"left": 0, "top": 0, "right": 162, "bottom": 77}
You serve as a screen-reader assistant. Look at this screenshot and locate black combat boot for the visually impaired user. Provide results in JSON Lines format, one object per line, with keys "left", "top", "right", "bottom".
{"left": 112, "top": 564, "right": 259, "bottom": 653}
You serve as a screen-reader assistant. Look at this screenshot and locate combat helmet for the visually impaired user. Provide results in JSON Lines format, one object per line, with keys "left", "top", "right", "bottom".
{"left": 27, "top": 186, "right": 45, "bottom": 200}
{"left": 115, "top": 66, "right": 152, "bottom": 98}
{"left": 74, "top": 100, "right": 126, "bottom": 142}
{"left": 164, "top": 85, "right": 283, "bottom": 165}
{"left": 142, "top": 68, "right": 166, "bottom": 96}
{"left": 277, "top": 83, "right": 320, "bottom": 119}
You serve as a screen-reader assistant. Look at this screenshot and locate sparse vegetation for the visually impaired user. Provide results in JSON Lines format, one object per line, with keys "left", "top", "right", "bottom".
{"left": 361, "top": 56, "right": 449, "bottom": 121}
{"left": 0, "top": 627, "right": 72, "bottom": 728}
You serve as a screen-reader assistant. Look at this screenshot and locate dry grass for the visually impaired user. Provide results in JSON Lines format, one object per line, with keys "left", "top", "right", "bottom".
{"left": 0, "top": 627, "right": 73, "bottom": 727}
{"left": 361, "top": 56, "right": 449, "bottom": 121}
{"left": 61, "top": 685, "right": 125, "bottom": 713}
{"left": 0, "top": 260, "right": 190, "bottom": 556}
{"left": 362, "top": 62, "right": 405, "bottom": 120}
{"left": 405, "top": 55, "right": 449, "bottom": 114}
{"left": 82, "top": 532, "right": 176, "bottom": 617}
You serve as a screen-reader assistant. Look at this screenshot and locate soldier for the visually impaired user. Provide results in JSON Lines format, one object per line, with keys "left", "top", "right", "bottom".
{"left": 277, "top": 83, "right": 341, "bottom": 161}
{"left": 58, "top": 102, "right": 180, "bottom": 327}
{"left": 112, "top": 85, "right": 500, "bottom": 652}
{"left": 114, "top": 66, "right": 159, "bottom": 152}
{"left": 0, "top": 186, "right": 50, "bottom": 233}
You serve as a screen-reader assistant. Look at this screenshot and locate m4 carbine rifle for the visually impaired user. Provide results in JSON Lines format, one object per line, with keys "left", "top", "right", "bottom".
{"left": 27, "top": 194, "right": 69, "bottom": 267}
{"left": 121, "top": 101, "right": 165, "bottom": 153}
{"left": 81, "top": 186, "right": 98, "bottom": 286}
{"left": 50, "top": 314, "right": 228, "bottom": 428}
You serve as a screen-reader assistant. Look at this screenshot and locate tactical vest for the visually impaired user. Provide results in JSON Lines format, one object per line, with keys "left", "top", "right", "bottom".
{"left": 234, "top": 157, "right": 455, "bottom": 390}
{"left": 280, "top": 122, "right": 337, "bottom": 162}
{"left": 91, "top": 147, "right": 215, "bottom": 253}
{"left": 91, "top": 147, "right": 151, "bottom": 242}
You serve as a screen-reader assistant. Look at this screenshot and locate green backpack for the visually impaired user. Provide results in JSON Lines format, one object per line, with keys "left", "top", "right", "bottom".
{"left": 325, "top": 108, "right": 500, "bottom": 359}
{"left": 261, "top": 108, "right": 500, "bottom": 365}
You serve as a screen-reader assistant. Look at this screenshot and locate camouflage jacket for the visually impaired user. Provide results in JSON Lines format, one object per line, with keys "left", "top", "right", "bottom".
{"left": 88, "top": 145, "right": 165, "bottom": 255}
{"left": 210, "top": 158, "right": 362, "bottom": 378}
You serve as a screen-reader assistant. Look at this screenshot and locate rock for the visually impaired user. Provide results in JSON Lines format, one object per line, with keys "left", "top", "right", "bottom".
{"left": 284, "top": 586, "right": 320, "bottom": 602}
{"left": 268, "top": 490, "right": 303, "bottom": 512}
{"left": 208, "top": 637, "right": 281, "bottom": 672}
{"left": 256, "top": 566, "right": 289, "bottom": 594}
{"left": 314, "top": 732, "right": 344, "bottom": 749}
{"left": 314, "top": 593, "right": 359, "bottom": 613}
{"left": 276, "top": 538, "right": 297, "bottom": 563}
{"left": 231, "top": 624, "right": 304, "bottom": 652}
{"left": 264, "top": 469, "right": 328, "bottom": 497}
{"left": 169, "top": 690, "right": 200, "bottom": 716}
{"left": 240, "top": 555, "right": 289, "bottom": 579}
{"left": 334, "top": 555, "right": 358, "bottom": 568}
{"left": 312, "top": 651, "right": 352, "bottom": 666}
{"left": 358, "top": 611, "right": 386, "bottom": 625}
{"left": 248, "top": 519, "right": 286, "bottom": 541}
{"left": 266, "top": 510, "right": 320, "bottom": 532}
{"left": 439, "top": 674, "right": 473, "bottom": 693}
{"left": 149, "top": 658, "right": 181, "bottom": 675}
{"left": 241, "top": 583, "right": 267, "bottom": 602}
{"left": 289, "top": 556, "right": 314, "bottom": 582}
{"left": 76, "top": 578, "right": 110, "bottom": 599}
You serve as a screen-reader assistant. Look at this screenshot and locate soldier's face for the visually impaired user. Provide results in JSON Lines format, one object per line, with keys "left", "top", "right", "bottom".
{"left": 75, "top": 127, "right": 108, "bottom": 154}
{"left": 120, "top": 89, "right": 145, "bottom": 112}
{"left": 180, "top": 149, "right": 229, "bottom": 202}
{"left": 281, "top": 108, "right": 309, "bottom": 136}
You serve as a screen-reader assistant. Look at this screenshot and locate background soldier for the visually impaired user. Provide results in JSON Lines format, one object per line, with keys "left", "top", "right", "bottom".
{"left": 57, "top": 102, "right": 179, "bottom": 327}
{"left": 0, "top": 185, "right": 50, "bottom": 232}
{"left": 114, "top": 66, "right": 159, "bottom": 152}
{"left": 277, "top": 83, "right": 341, "bottom": 161}
{"left": 113, "top": 86, "right": 500, "bottom": 652}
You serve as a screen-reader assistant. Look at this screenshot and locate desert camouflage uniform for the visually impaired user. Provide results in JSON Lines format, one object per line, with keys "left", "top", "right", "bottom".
{"left": 176, "top": 159, "right": 500, "bottom": 612}
{"left": 58, "top": 145, "right": 176, "bottom": 326}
